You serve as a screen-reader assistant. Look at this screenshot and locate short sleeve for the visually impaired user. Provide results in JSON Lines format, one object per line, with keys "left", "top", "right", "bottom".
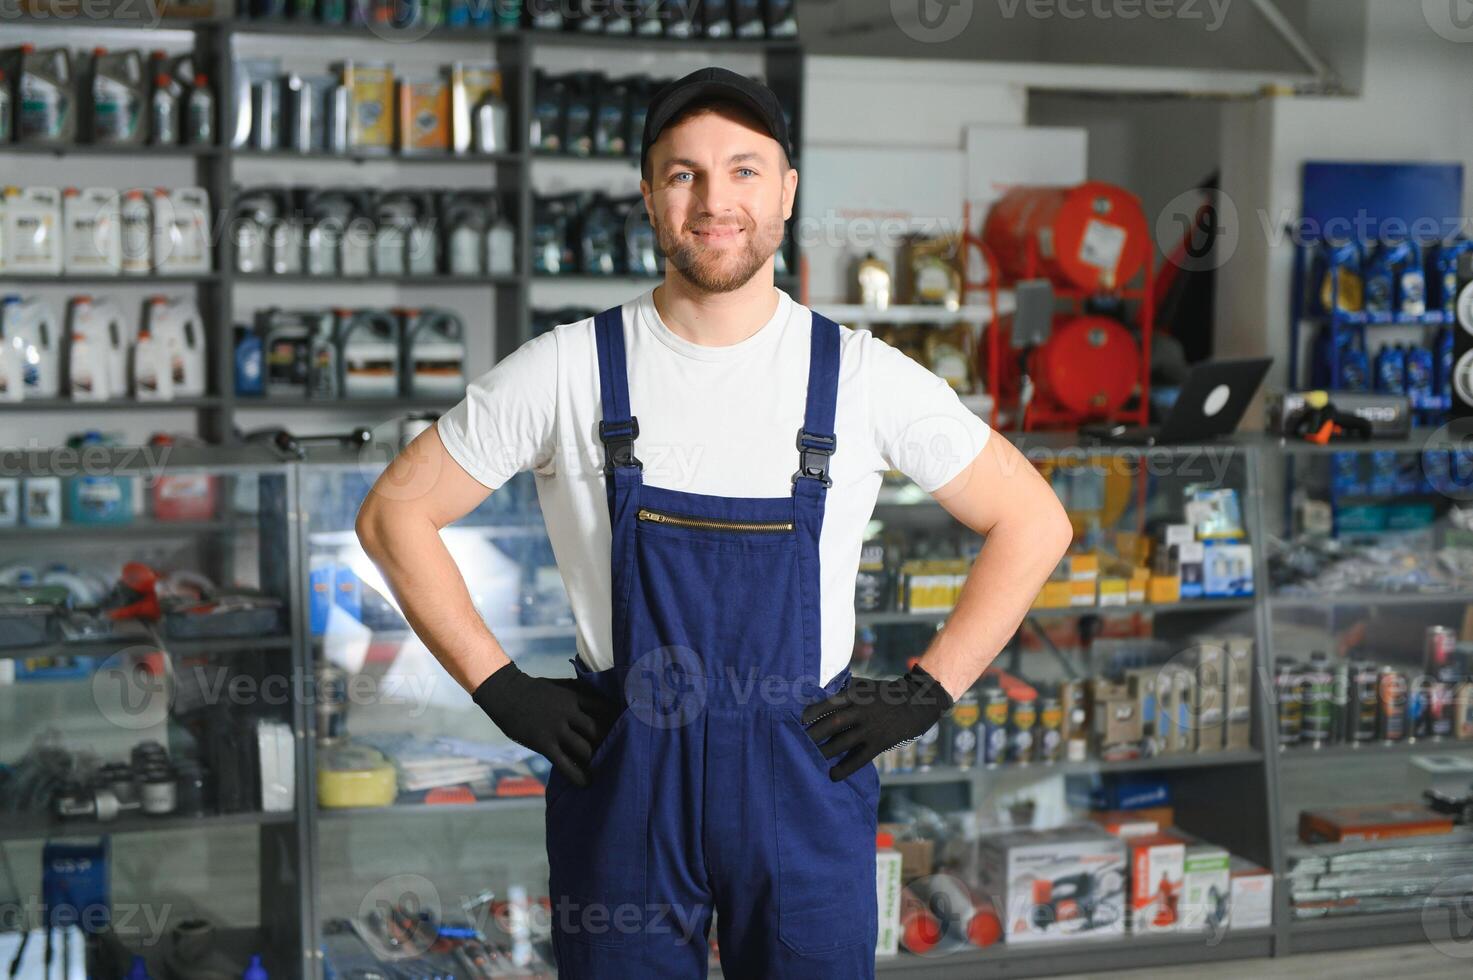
{"left": 867, "top": 332, "right": 992, "bottom": 493}
{"left": 437, "top": 330, "right": 558, "bottom": 491}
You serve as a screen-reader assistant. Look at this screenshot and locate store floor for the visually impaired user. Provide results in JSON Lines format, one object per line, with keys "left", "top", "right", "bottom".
{"left": 1072, "top": 942, "right": 1458, "bottom": 979}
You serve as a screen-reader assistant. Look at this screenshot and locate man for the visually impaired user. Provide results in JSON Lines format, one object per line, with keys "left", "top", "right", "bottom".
{"left": 356, "top": 67, "right": 1072, "bottom": 979}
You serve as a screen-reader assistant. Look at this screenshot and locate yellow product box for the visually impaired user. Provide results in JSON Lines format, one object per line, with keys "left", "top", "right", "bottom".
{"left": 1070, "top": 579, "right": 1096, "bottom": 606}
{"left": 1147, "top": 574, "right": 1181, "bottom": 605}
{"left": 1033, "top": 580, "right": 1074, "bottom": 609}
{"left": 399, "top": 78, "right": 451, "bottom": 153}
{"left": 1128, "top": 569, "right": 1150, "bottom": 604}
{"left": 340, "top": 61, "right": 396, "bottom": 152}
{"left": 1098, "top": 578, "right": 1129, "bottom": 607}
{"left": 1066, "top": 553, "right": 1099, "bottom": 581}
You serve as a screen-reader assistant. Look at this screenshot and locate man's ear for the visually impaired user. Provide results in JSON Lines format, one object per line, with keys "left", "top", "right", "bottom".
{"left": 782, "top": 166, "right": 798, "bottom": 222}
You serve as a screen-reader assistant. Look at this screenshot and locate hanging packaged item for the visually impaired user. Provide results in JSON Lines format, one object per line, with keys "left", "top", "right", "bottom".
{"left": 257, "top": 307, "right": 336, "bottom": 399}
{"left": 2, "top": 187, "right": 63, "bottom": 275}
{"left": 1314, "top": 240, "right": 1364, "bottom": 315}
{"left": 732, "top": 0, "right": 764, "bottom": 38}
{"left": 0, "top": 295, "right": 60, "bottom": 401}
{"left": 339, "top": 61, "right": 395, "bottom": 154}
{"left": 398, "top": 77, "right": 450, "bottom": 155}
{"left": 337, "top": 307, "right": 401, "bottom": 398}
{"left": 87, "top": 48, "right": 145, "bottom": 144}
{"left": 119, "top": 189, "right": 152, "bottom": 275}
{"left": 700, "top": 0, "right": 733, "bottom": 37}
{"left": 63, "top": 187, "right": 123, "bottom": 275}
{"left": 13, "top": 45, "right": 75, "bottom": 143}
{"left": 400, "top": 307, "right": 465, "bottom": 398}
{"left": 152, "top": 187, "right": 212, "bottom": 274}
{"left": 66, "top": 296, "right": 131, "bottom": 401}
{"left": 134, "top": 296, "right": 205, "bottom": 400}
{"left": 765, "top": 0, "right": 797, "bottom": 36}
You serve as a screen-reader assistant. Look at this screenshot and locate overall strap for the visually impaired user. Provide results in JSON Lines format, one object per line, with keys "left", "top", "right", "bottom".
{"left": 793, "top": 310, "right": 841, "bottom": 488}
{"left": 593, "top": 304, "right": 641, "bottom": 476}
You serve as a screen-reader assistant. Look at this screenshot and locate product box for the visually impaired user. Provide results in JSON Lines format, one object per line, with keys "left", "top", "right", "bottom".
{"left": 340, "top": 61, "right": 395, "bottom": 152}
{"left": 1180, "top": 845, "right": 1230, "bottom": 933}
{"left": 1176, "top": 541, "right": 1206, "bottom": 599}
{"left": 1091, "top": 677, "right": 1143, "bottom": 757}
{"left": 1128, "top": 569, "right": 1149, "bottom": 604}
{"left": 1227, "top": 856, "right": 1273, "bottom": 930}
{"left": 1298, "top": 803, "right": 1456, "bottom": 843}
{"left": 1127, "top": 833, "right": 1185, "bottom": 933}
{"left": 1123, "top": 667, "right": 1159, "bottom": 755}
{"left": 877, "top": 823, "right": 934, "bottom": 884}
{"left": 1224, "top": 636, "right": 1254, "bottom": 750}
{"left": 1070, "top": 775, "right": 1171, "bottom": 812}
{"left": 976, "top": 824, "right": 1127, "bottom": 944}
{"left": 1147, "top": 574, "right": 1181, "bottom": 604}
{"left": 1033, "top": 580, "right": 1073, "bottom": 609}
{"left": 1090, "top": 806, "right": 1174, "bottom": 838}
{"left": 1202, "top": 541, "right": 1254, "bottom": 597}
{"left": 1098, "top": 577, "right": 1129, "bottom": 607}
{"left": 875, "top": 835, "right": 903, "bottom": 957}
{"left": 1184, "top": 643, "right": 1226, "bottom": 752}
{"left": 398, "top": 78, "right": 451, "bottom": 153}
{"left": 1070, "top": 579, "right": 1096, "bottom": 607}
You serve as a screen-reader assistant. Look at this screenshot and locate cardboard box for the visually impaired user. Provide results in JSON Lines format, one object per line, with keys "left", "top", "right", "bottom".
{"left": 1128, "top": 569, "right": 1149, "bottom": 603}
{"left": 1147, "top": 574, "right": 1181, "bottom": 604}
{"left": 1098, "top": 577, "right": 1129, "bottom": 606}
{"left": 1034, "top": 580, "right": 1073, "bottom": 609}
{"left": 1180, "top": 845, "right": 1231, "bottom": 933}
{"left": 1176, "top": 542, "right": 1206, "bottom": 599}
{"left": 1202, "top": 541, "right": 1254, "bottom": 597}
{"left": 1224, "top": 636, "right": 1254, "bottom": 750}
{"left": 1092, "top": 677, "right": 1143, "bottom": 752}
{"left": 1298, "top": 803, "right": 1456, "bottom": 843}
{"left": 877, "top": 823, "right": 935, "bottom": 883}
{"left": 1127, "top": 834, "right": 1185, "bottom": 933}
{"left": 1091, "top": 806, "right": 1174, "bottom": 838}
{"left": 1184, "top": 643, "right": 1226, "bottom": 752}
{"left": 1227, "top": 857, "right": 1273, "bottom": 930}
{"left": 875, "top": 837, "right": 903, "bottom": 956}
{"left": 976, "top": 825, "right": 1127, "bottom": 944}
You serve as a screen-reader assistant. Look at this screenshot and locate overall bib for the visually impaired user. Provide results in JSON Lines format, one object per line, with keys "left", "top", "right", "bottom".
{"left": 543, "top": 304, "right": 880, "bottom": 978}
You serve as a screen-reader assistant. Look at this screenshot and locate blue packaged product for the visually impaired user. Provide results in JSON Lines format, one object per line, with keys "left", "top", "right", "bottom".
{"left": 1315, "top": 240, "right": 1364, "bottom": 315}
{"left": 1406, "top": 344, "right": 1435, "bottom": 410}
{"left": 1369, "top": 450, "right": 1399, "bottom": 496}
{"left": 1363, "top": 243, "right": 1396, "bottom": 316}
{"left": 1436, "top": 326, "right": 1454, "bottom": 403}
{"left": 1073, "top": 775, "right": 1171, "bottom": 811}
{"left": 235, "top": 327, "right": 263, "bottom": 397}
{"left": 1393, "top": 240, "right": 1426, "bottom": 316}
{"left": 1395, "top": 453, "right": 1420, "bottom": 496}
{"left": 1422, "top": 450, "right": 1451, "bottom": 494}
{"left": 1455, "top": 450, "right": 1473, "bottom": 488}
{"left": 1340, "top": 343, "right": 1370, "bottom": 391}
{"left": 1332, "top": 452, "right": 1362, "bottom": 495}
{"left": 1374, "top": 343, "right": 1406, "bottom": 394}
{"left": 1437, "top": 240, "right": 1473, "bottom": 316}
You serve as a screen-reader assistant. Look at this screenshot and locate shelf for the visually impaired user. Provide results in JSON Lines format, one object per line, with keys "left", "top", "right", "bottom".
{"left": 227, "top": 18, "right": 516, "bottom": 40}
{"left": 532, "top": 151, "right": 639, "bottom": 165}
{"left": 0, "top": 13, "right": 222, "bottom": 31}
{"left": 874, "top": 926, "right": 1274, "bottom": 978}
{"left": 1270, "top": 591, "right": 1473, "bottom": 610}
{"left": 1, "top": 634, "right": 293, "bottom": 663}
{"left": 232, "top": 396, "right": 456, "bottom": 411}
{"left": 1306, "top": 310, "right": 1450, "bottom": 327}
{"left": 232, "top": 148, "right": 519, "bottom": 165}
{"left": 0, "top": 397, "right": 221, "bottom": 411}
{"left": 0, "top": 518, "right": 250, "bottom": 541}
{"left": 317, "top": 796, "right": 545, "bottom": 821}
{"left": 1278, "top": 737, "right": 1473, "bottom": 762}
{"left": 820, "top": 299, "right": 1017, "bottom": 326}
{"left": 0, "top": 141, "right": 219, "bottom": 157}
{"left": 0, "top": 272, "right": 217, "bottom": 284}
{"left": 880, "top": 750, "right": 1263, "bottom": 785}
{"left": 235, "top": 273, "right": 517, "bottom": 286}
{"left": 1288, "top": 909, "right": 1433, "bottom": 954}
{"left": 0, "top": 808, "right": 293, "bottom": 843}
{"left": 522, "top": 28, "right": 801, "bottom": 52}
{"left": 857, "top": 598, "right": 1255, "bottom": 627}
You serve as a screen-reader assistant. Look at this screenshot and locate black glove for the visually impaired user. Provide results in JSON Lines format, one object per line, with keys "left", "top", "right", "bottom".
{"left": 471, "top": 662, "right": 622, "bottom": 788}
{"left": 800, "top": 665, "right": 955, "bottom": 781}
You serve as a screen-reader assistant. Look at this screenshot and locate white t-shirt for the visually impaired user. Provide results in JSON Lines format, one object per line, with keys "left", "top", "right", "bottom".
{"left": 438, "top": 286, "right": 992, "bottom": 686}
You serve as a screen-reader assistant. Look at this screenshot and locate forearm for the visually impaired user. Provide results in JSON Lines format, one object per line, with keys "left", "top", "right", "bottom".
{"left": 357, "top": 509, "right": 509, "bottom": 694}
{"left": 918, "top": 511, "right": 1072, "bottom": 701}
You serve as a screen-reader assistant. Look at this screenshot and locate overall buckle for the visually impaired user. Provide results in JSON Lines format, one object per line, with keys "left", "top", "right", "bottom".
{"left": 599, "top": 416, "right": 642, "bottom": 475}
{"left": 792, "top": 429, "right": 836, "bottom": 488}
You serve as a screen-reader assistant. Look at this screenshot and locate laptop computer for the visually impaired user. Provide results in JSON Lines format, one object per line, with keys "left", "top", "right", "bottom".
{"left": 1080, "top": 357, "right": 1272, "bottom": 446}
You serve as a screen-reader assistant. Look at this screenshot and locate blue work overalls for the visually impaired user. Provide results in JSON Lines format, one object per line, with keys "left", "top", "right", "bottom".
{"left": 542, "top": 303, "right": 880, "bottom": 978}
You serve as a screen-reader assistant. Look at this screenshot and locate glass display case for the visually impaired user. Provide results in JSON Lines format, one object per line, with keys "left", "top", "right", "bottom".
{"left": 298, "top": 452, "right": 564, "bottom": 978}
{"left": 854, "top": 440, "right": 1276, "bottom": 976}
{"left": 0, "top": 444, "right": 309, "bottom": 980}
{"left": 1261, "top": 435, "right": 1473, "bottom": 955}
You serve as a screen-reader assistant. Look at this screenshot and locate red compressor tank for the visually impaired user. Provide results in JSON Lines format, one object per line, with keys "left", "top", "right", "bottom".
{"left": 1029, "top": 315, "right": 1139, "bottom": 418}
{"left": 982, "top": 182, "right": 1150, "bottom": 292}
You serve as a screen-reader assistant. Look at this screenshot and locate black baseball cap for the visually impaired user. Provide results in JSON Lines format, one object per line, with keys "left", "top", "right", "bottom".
{"left": 640, "top": 67, "right": 792, "bottom": 174}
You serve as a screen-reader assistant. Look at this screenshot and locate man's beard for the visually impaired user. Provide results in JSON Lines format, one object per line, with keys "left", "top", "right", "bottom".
{"left": 657, "top": 219, "right": 777, "bottom": 294}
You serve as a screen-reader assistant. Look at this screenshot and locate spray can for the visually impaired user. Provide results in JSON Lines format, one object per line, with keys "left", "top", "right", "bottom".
{"left": 1037, "top": 695, "right": 1063, "bottom": 764}
{"left": 1008, "top": 693, "right": 1036, "bottom": 765}
{"left": 949, "top": 690, "right": 981, "bottom": 769}
{"left": 1378, "top": 667, "right": 1406, "bottom": 743}
{"left": 1431, "top": 668, "right": 1455, "bottom": 740}
{"left": 1456, "top": 679, "right": 1473, "bottom": 740}
{"left": 1275, "top": 659, "right": 1301, "bottom": 748}
{"left": 914, "top": 721, "right": 942, "bottom": 771}
{"left": 1425, "top": 626, "right": 1456, "bottom": 676}
{"left": 1330, "top": 663, "right": 1351, "bottom": 745}
{"left": 1353, "top": 663, "right": 1379, "bottom": 742}
{"left": 1301, "top": 652, "right": 1332, "bottom": 748}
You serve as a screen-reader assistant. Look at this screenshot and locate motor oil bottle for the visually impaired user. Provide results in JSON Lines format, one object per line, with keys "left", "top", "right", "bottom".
{"left": 310, "top": 312, "right": 341, "bottom": 400}
{"left": 66, "top": 296, "right": 130, "bottom": 401}
{"left": 88, "top": 48, "right": 145, "bottom": 144}
{"left": 3, "top": 187, "right": 63, "bottom": 274}
{"left": 119, "top": 189, "right": 152, "bottom": 274}
{"left": 184, "top": 73, "right": 213, "bottom": 145}
{"left": 63, "top": 187, "right": 123, "bottom": 275}
{"left": 337, "top": 308, "right": 401, "bottom": 398}
{"left": 399, "top": 307, "right": 465, "bottom": 398}
{"left": 152, "top": 187, "right": 211, "bottom": 274}
{"left": 441, "top": 190, "right": 488, "bottom": 276}
{"left": 0, "top": 295, "right": 60, "bottom": 400}
{"left": 135, "top": 295, "right": 204, "bottom": 400}
{"left": 486, "top": 197, "right": 515, "bottom": 275}
{"left": 258, "top": 307, "right": 333, "bottom": 399}
{"left": 0, "top": 69, "right": 11, "bottom": 142}
{"left": 234, "top": 324, "right": 263, "bottom": 397}
{"left": 15, "top": 45, "right": 74, "bottom": 143}
{"left": 149, "top": 72, "right": 178, "bottom": 145}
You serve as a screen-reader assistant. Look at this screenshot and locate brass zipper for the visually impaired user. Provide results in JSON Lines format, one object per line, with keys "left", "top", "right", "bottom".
{"left": 637, "top": 508, "right": 793, "bottom": 532}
